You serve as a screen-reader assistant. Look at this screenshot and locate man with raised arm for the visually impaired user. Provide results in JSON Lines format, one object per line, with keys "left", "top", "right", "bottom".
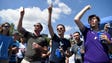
{"left": 74, "top": 5, "right": 111, "bottom": 63}
{"left": 48, "top": 5, "right": 71, "bottom": 63}
{"left": 17, "top": 8, "right": 48, "bottom": 63}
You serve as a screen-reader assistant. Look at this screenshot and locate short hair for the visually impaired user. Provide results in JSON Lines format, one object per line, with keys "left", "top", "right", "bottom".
{"left": 88, "top": 14, "right": 100, "bottom": 22}
{"left": 57, "top": 24, "right": 65, "bottom": 30}
{"left": 73, "top": 31, "right": 80, "bottom": 35}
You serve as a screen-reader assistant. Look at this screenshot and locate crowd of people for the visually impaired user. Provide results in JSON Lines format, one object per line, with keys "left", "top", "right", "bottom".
{"left": 0, "top": 4, "right": 112, "bottom": 63}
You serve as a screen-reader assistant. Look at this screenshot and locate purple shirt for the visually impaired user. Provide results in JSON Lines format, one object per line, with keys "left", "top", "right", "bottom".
{"left": 81, "top": 27, "right": 110, "bottom": 63}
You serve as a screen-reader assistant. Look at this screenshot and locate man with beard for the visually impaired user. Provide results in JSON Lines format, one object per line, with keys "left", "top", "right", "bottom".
{"left": 17, "top": 8, "right": 48, "bottom": 63}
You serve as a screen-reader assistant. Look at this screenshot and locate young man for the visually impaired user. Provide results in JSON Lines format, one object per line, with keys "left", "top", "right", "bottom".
{"left": 17, "top": 8, "right": 48, "bottom": 63}
{"left": 74, "top": 5, "right": 111, "bottom": 63}
{"left": 48, "top": 5, "right": 71, "bottom": 63}
{"left": 70, "top": 32, "right": 84, "bottom": 63}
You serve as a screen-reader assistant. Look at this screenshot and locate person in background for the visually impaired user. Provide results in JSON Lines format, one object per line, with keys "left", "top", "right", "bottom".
{"left": 104, "top": 23, "right": 112, "bottom": 63}
{"left": 16, "top": 36, "right": 27, "bottom": 63}
{"left": 74, "top": 5, "right": 111, "bottom": 63}
{"left": 0, "top": 22, "right": 13, "bottom": 63}
{"left": 70, "top": 32, "right": 84, "bottom": 63}
{"left": 48, "top": 5, "right": 71, "bottom": 63}
{"left": 9, "top": 31, "right": 20, "bottom": 63}
{"left": 17, "top": 8, "right": 48, "bottom": 63}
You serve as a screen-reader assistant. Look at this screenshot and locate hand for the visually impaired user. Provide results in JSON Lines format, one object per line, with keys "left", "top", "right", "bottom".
{"left": 101, "top": 34, "right": 108, "bottom": 40}
{"left": 80, "top": 49, "right": 85, "bottom": 54}
{"left": 48, "top": 4, "right": 53, "bottom": 14}
{"left": 20, "top": 8, "right": 25, "bottom": 17}
{"left": 32, "top": 42, "right": 41, "bottom": 49}
{"left": 84, "top": 5, "right": 91, "bottom": 10}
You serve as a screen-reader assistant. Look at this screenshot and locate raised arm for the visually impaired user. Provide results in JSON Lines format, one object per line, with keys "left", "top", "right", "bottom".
{"left": 48, "top": 5, "right": 54, "bottom": 38}
{"left": 74, "top": 5, "right": 91, "bottom": 31}
{"left": 17, "top": 8, "right": 25, "bottom": 33}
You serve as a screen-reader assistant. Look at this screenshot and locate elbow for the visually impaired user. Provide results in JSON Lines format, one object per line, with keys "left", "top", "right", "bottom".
{"left": 17, "top": 27, "right": 22, "bottom": 33}
{"left": 74, "top": 18, "right": 80, "bottom": 23}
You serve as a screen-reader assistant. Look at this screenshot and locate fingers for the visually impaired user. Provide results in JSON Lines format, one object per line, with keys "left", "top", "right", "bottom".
{"left": 48, "top": 4, "right": 53, "bottom": 14}
{"left": 85, "top": 5, "right": 91, "bottom": 10}
{"left": 20, "top": 7, "right": 25, "bottom": 16}
{"left": 101, "top": 34, "right": 108, "bottom": 40}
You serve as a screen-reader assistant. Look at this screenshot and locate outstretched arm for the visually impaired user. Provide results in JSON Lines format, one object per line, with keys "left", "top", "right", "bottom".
{"left": 74, "top": 5, "right": 91, "bottom": 31}
{"left": 17, "top": 8, "right": 25, "bottom": 33}
{"left": 48, "top": 4, "right": 54, "bottom": 38}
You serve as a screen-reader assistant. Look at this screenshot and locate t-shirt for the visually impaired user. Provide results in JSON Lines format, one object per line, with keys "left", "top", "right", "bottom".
{"left": 81, "top": 27, "right": 111, "bottom": 63}
{"left": 21, "top": 31, "right": 48, "bottom": 61}
{"left": 49, "top": 34, "right": 71, "bottom": 63}
{"left": 0, "top": 34, "right": 13, "bottom": 60}
{"left": 16, "top": 42, "right": 26, "bottom": 58}
{"left": 71, "top": 41, "right": 84, "bottom": 61}
{"left": 9, "top": 40, "right": 20, "bottom": 62}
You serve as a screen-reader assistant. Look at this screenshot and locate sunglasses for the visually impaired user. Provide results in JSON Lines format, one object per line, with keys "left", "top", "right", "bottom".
{"left": 3, "top": 26, "right": 10, "bottom": 28}
{"left": 34, "top": 25, "right": 40, "bottom": 27}
{"left": 57, "top": 28, "right": 64, "bottom": 31}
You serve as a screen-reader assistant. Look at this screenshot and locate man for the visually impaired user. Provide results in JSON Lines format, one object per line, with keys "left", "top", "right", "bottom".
{"left": 74, "top": 5, "right": 111, "bottom": 63}
{"left": 48, "top": 5, "right": 71, "bottom": 63}
{"left": 104, "top": 23, "right": 112, "bottom": 63}
{"left": 17, "top": 8, "right": 48, "bottom": 63}
{"left": 70, "top": 32, "right": 84, "bottom": 63}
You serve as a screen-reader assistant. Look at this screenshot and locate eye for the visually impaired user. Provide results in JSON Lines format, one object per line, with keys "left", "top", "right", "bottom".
{"left": 57, "top": 28, "right": 63, "bottom": 30}
{"left": 34, "top": 25, "right": 40, "bottom": 27}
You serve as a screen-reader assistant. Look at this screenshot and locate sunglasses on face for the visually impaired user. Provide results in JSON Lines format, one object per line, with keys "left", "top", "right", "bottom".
{"left": 57, "top": 28, "right": 64, "bottom": 31}
{"left": 34, "top": 25, "right": 40, "bottom": 27}
{"left": 3, "top": 26, "right": 10, "bottom": 28}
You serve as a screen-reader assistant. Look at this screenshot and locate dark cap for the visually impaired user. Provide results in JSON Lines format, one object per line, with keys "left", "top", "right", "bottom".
{"left": 12, "top": 31, "right": 20, "bottom": 35}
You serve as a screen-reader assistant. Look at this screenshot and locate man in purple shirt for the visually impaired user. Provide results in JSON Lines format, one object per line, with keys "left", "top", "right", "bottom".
{"left": 74, "top": 5, "right": 111, "bottom": 63}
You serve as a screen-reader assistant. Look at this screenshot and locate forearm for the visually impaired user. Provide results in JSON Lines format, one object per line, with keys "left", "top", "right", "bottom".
{"left": 17, "top": 16, "right": 23, "bottom": 32}
{"left": 48, "top": 6, "right": 54, "bottom": 38}
{"left": 74, "top": 5, "right": 90, "bottom": 21}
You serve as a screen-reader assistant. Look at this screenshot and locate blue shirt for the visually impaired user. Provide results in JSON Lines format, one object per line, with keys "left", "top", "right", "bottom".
{"left": 0, "top": 34, "right": 13, "bottom": 60}
{"left": 9, "top": 40, "right": 19, "bottom": 62}
{"left": 82, "top": 27, "right": 110, "bottom": 63}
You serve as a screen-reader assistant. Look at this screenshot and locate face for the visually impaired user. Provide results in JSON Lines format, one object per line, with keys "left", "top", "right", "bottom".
{"left": 13, "top": 34, "right": 20, "bottom": 40}
{"left": 104, "top": 23, "right": 110, "bottom": 31}
{"left": 89, "top": 17, "right": 99, "bottom": 28}
{"left": 2, "top": 24, "right": 10, "bottom": 32}
{"left": 34, "top": 23, "right": 42, "bottom": 33}
{"left": 73, "top": 33, "right": 80, "bottom": 41}
{"left": 57, "top": 25, "right": 65, "bottom": 35}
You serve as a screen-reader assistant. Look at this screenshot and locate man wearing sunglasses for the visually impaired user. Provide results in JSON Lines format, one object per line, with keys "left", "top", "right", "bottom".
{"left": 48, "top": 5, "right": 71, "bottom": 63}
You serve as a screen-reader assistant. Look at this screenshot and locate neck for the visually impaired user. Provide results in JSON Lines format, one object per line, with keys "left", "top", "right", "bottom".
{"left": 2, "top": 32, "right": 8, "bottom": 36}
{"left": 91, "top": 26, "right": 99, "bottom": 31}
{"left": 58, "top": 34, "right": 64, "bottom": 38}
{"left": 34, "top": 32, "right": 40, "bottom": 37}
{"left": 76, "top": 39, "right": 80, "bottom": 42}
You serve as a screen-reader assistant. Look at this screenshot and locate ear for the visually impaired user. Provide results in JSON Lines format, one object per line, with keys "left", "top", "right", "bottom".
{"left": 88, "top": 21, "right": 91, "bottom": 24}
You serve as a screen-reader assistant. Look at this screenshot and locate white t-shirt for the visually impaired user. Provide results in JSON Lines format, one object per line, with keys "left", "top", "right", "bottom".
{"left": 16, "top": 43, "right": 26, "bottom": 58}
